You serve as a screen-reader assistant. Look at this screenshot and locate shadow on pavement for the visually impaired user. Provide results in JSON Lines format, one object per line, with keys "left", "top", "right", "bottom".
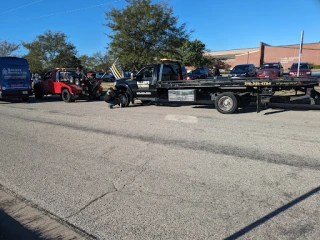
{"left": 0, "top": 209, "right": 42, "bottom": 240}
{"left": 0, "top": 96, "right": 106, "bottom": 104}
{"left": 224, "top": 186, "right": 320, "bottom": 240}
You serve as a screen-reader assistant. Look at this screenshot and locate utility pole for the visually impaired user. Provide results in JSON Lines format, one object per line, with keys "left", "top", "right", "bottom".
{"left": 297, "top": 30, "right": 304, "bottom": 77}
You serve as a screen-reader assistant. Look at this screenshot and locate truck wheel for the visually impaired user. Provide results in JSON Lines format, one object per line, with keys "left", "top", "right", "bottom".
{"left": 118, "top": 93, "right": 130, "bottom": 107}
{"left": 215, "top": 92, "right": 238, "bottom": 114}
{"left": 61, "top": 89, "right": 73, "bottom": 102}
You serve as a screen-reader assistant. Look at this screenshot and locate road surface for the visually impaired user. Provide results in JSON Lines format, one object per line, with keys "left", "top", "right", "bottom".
{"left": 0, "top": 98, "right": 319, "bottom": 239}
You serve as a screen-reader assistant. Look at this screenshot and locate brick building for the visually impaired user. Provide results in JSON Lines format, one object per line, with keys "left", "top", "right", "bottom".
{"left": 205, "top": 42, "right": 320, "bottom": 70}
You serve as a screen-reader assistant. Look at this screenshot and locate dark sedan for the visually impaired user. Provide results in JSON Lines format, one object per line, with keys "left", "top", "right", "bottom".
{"left": 183, "top": 69, "right": 207, "bottom": 80}
{"left": 228, "top": 64, "right": 257, "bottom": 78}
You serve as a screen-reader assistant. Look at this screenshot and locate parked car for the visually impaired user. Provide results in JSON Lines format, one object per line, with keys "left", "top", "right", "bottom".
{"left": 183, "top": 69, "right": 207, "bottom": 80}
{"left": 228, "top": 64, "right": 257, "bottom": 78}
{"left": 257, "top": 62, "right": 283, "bottom": 78}
{"left": 96, "top": 72, "right": 115, "bottom": 81}
{"left": 196, "top": 66, "right": 209, "bottom": 76}
{"left": 181, "top": 66, "right": 187, "bottom": 77}
{"left": 288, "top": 62, "right": 312, "bottom": 77}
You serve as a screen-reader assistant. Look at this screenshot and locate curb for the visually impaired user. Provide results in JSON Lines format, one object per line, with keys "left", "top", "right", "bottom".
{"left": 0, "top": 185, "right": 93, "bottom": 240}
{"left": 0, "top": 209, "right": 39, "bottom": 240}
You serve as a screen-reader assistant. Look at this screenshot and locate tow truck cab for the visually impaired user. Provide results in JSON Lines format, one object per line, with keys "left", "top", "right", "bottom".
{"left": 115, "top": 59, "right": 182, "bottom": 102}
{"left": 34, "top": 68, "right": 84, "bottom": 102}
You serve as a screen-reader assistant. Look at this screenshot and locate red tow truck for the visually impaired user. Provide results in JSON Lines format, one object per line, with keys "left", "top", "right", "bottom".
{"left": 33, "top": 68, "right": 104, "bottom": 102}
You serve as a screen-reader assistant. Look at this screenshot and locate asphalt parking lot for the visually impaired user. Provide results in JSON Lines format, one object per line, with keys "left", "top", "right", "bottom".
{"left": 0, "top": 98, "right": 319, "bottom": 239}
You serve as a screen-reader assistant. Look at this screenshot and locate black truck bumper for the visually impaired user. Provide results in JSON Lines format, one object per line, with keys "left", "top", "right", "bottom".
{"left": 0, "top": 89, "right": 32, "bottom": 99}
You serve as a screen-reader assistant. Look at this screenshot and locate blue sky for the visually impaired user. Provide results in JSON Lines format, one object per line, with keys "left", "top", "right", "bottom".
{"left": 1, "top": 0, "right": 320, "bottom": 57}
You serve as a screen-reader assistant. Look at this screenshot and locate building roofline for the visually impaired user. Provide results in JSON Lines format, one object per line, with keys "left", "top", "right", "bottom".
{"left": 207, "top": 42, "right": 320, "bottom": 53}
{"left": 207, "top": 47, "right": 259, "bottom": 53}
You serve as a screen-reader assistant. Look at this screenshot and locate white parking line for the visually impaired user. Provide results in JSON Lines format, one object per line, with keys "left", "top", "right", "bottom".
{"left": 165, "top": 114, "right": 198, "bottom": 123}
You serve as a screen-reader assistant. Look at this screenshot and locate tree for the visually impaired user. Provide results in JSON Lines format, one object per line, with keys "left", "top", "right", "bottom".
{"left": 91, "top": 51, "right": 113, "bottom": 72}
{"left": 0, "top": 40, "right": 20, "bottom": 56}
{"left": 78, "top": 54, "right": 97, "bottom": 71}
{"left": 179, "top": 39, "right": 209, "bottom": 68}
{"left": 104, "top": 0, "right": 191, "bottom": 70}
{"left": 22, "top": 30, "right": 80, "bottom": 72}
{"left": 205, "top": 56, "right": 231, "bottom": 70}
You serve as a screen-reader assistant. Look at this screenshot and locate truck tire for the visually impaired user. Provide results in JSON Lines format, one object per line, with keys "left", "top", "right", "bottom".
{"left": 215, "top": 92, "right": 238, "bottom": 114}
{"left": 61, "top": 89, "right": 73, "bottom": 102}
{"left": 118, "top": 92, "right": 130, "bottom": 107}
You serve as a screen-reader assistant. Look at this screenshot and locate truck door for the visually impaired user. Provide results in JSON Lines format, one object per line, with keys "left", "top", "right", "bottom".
{"left": 41, "top": 71, "right": 54, "bottom": 93}
{"left": 132, "top": 66, "right": 158, "bottom": 100}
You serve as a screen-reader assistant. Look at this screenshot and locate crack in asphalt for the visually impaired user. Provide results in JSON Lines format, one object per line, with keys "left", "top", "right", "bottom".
{"left": 3, "top": 112, "right": 320, "bottom": 171}
{"left": 66, "top": 157, "right": 152, "bottom": 219}
{"left": 65, "top": 184, "right": 118, "bottom": 219}
{"left": 120, "top": 158, "right": 152, "bottom": 191}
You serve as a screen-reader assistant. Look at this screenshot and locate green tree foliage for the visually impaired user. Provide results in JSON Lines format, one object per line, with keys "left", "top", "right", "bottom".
{"left": 78, "top": 51, "right": 114, "bottom": 72}
{"left": 204, "top": 56, "right": 230, "bottom": 70}
{"left": 22, "top": 30, "right": 80, "bottom": 73}
{"left": 91, "top": 51, "right": 113, "bottom": 72}
{"left": 0, "top": 40, "right": 20, "bottom": 56}
{"left": 78, "top": 54, "right": 97, "bottom": 71}
{"left": 179, "top": 39, "right": 209, "bottom": 68}
{"left": 309, "top": 63, "right": 320, "bottom": 69}
{"left": 104, "top": 0, "right": 191, "bottom": 70}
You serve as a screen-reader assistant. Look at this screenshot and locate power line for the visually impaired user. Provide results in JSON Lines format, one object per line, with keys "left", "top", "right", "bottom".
{"left": 0, "top": 0, "right": 123, "bottom": 24}
{"left": 0, "top": 0, "right": 44, "bottom": 15}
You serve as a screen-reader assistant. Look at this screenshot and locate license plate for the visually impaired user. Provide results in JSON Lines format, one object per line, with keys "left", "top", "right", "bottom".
{"left": 22, "top": 91, "right": 28, "bottom": 94}
{"left": 265, "top": 76, "right": 269, "bottom": 78}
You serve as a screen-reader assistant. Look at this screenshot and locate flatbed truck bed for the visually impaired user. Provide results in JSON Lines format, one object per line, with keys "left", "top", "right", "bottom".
{"left": 115, "top": 60, "right": 320, "bottom": 114}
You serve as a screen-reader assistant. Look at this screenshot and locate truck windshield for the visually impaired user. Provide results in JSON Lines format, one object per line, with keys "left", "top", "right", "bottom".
{"left": 261, "top": 64, "right": 280, "bottom": 69}
{"left": 233, "top": 65, "right": 250, "bottom": 71}
{"left": 291, "top": 64, "right": 309, "bottom": 70}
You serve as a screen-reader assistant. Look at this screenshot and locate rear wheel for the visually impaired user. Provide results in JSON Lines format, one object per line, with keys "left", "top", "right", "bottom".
{"left": 61, "top": 89, "right": 73, "bottom": 102}
{"left": 215, "top": 92, "right": 238, "bottom": 114}
{"left": 118, "top": 92, "right": 130, "bottom": 107}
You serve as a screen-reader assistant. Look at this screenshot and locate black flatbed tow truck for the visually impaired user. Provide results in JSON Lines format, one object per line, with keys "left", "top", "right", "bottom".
{"left": 115, "top": 59, "right": 320, "bottom": 114}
